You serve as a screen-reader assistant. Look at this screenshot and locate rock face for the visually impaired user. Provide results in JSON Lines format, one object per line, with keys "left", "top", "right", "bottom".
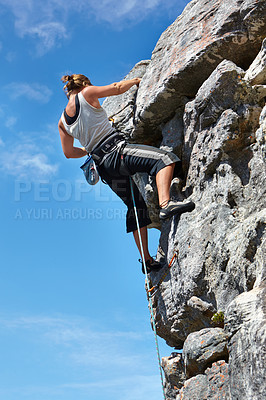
{"left": 225, "top": 282, "right": 266, "bottom": 399}
{"left": 245, "top": 38, "right": 266, "bottom": 84}
{"left": 183, "top": 328, "right": 228, "bottom": 378}
{"left": 176, "top": 361, "right": 230, "bottom": 400}
{"left": 161, "top": 353, "right": 186, "bottom": 399}
{"left": 102, "top": 0, "right": 266, "bottom": 399}
{"left": 135, "top": 0, "right": 266, "bottom": 141}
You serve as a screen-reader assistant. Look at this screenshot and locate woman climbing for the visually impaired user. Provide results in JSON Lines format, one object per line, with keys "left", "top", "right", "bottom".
{"left": 58, "top": 74, "right": 195, "bottom": 273}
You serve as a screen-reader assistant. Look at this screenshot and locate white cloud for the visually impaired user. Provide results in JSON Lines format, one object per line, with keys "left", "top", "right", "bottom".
{"left": 0, "top": 0, "right": 182, "bottom": 54}
{"left": 0, "top": 313, "right": 153, "bottom": 371}
{"left": 0, "top": 0, "right": 68, "bottom": 55}
{"left": 0, "top": 105, "right": 17, "bottom": 129}
{"left": 0, "top": 142, "right": 58, "bottom": 179}
{"left": 20, "top": 153, "right": 56, "bottom": 174}
{"left": 4, "top": 82, "right": 52, "bottom": 104}
{"left": 87, "top": 0, "right": 162, "bottom": 23}
{"left": 5, "top": 116, "right": 17, "bottom": 129}
{"left": 24, "top": 22, "right": 68, "bottom": 56}
{"left": 0, "top": 121, "right": 59, "bottom": 180}
{"left": 0, "top": 312, "right": 166, "bottom": 400}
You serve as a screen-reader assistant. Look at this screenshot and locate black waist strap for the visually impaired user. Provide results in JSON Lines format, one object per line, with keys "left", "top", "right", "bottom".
{"left": 91, "top": 133, "right": 126, "bottom": 163}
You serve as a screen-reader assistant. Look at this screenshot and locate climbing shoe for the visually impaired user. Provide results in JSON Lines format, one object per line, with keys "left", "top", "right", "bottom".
{"left": 159, "top": 199, "right": 195, "bottom": 221}
{"left": 140, "top": 258, "right": 163, "bottom": 274}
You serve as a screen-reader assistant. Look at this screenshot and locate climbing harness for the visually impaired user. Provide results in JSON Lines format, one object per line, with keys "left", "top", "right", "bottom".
{"left": 148, "top": 251, "right": 178, "bottom": 297}
{"left": 129, "top": 177, "right": 167, "bottom": 400}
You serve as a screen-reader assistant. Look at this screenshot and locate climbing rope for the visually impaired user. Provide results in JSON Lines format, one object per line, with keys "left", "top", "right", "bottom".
{"left": 148, "top": 251, "right": 178, "bottom": 297}
{"left": 129, "top": 177, "right": 167, "bottom": 400}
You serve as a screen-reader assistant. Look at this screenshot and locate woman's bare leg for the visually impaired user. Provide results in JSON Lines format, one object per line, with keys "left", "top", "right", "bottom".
{"left": 156, "top": 163, "right": 175, "bottom": 207}
{"left": 133, "top": 164, "right": 175, "bottom": 259}
{"left": 133, "top": 226, "right": 152, "bottom": 262}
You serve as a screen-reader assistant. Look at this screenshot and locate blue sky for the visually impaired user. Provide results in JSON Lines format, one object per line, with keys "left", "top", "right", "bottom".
{"left": 0, "top": 1, "right": 190, "bottom": 399}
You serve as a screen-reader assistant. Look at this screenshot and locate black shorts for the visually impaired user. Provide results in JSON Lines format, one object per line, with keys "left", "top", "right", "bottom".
{"left": 96, "top": 143, "right": 180, "bottom": 233}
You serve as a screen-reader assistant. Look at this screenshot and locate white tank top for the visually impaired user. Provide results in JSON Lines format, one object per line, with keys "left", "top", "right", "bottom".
{"left": 61, "top": 92, "right": 115, "bottom": 153}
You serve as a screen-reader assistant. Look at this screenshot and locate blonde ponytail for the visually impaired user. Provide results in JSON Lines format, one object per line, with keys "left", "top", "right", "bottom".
{"left": 61, "top": 74, "right": 92, "bottom": 98}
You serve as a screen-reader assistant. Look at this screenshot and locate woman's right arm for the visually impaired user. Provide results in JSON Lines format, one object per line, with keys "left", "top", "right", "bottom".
{"left": 83, "top": 78, "right": 141, "bottom": 99}
{"left": 58, "top": 120, "right": 87, "bottom": 159}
